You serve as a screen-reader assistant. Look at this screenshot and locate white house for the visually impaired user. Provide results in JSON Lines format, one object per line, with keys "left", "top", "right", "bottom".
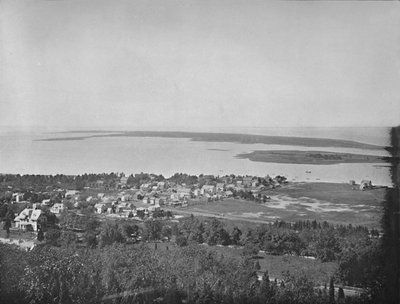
{"left": 193, "top": 189, "right": 201, "bottom": 197}
{"left": 360, "top": 180, "right": 372, "bottom": 190}
{"left": 97, "top": 193, "right": 105, "bottom": 199}
{"left": 225, "top": 190, "right": 233, "bottom": 197}
{"left": 50, "top": 203, "right": 65, "bottom": 214}
{"left": 177, "top": 187, "right": 191, "bottom": 198}
{"left": 201, "top": 185, "right": 215, "bottom": 195}
{"left": 148, "top": 205, "right": 160, "bottom": 213}
{"left": 251, "top": 181, "right": 259, "bottom": 188}
{"left": 65, "top": 190, "right": 79, "bottom": 198}
{"left": 216, "top": 183, "right": 225, "bottom": 192}
{"left": 94, "top": 203, "right": 110, "bottom": 214}
{"left": 14, "top": 208, "right": 44, "bottom": 231}
{"left": 140, "top": 183, "right": 151, "bottom": 191}
{"left": 41, "top": 199, "right": 51, "bottom": 206}
{"left": 12, "top": 193, "right": 24, "bottom": 203}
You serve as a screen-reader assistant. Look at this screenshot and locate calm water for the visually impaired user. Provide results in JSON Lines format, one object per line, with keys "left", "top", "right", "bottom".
{"left": 0, "top": 127, "right": 392, "bottom": 186}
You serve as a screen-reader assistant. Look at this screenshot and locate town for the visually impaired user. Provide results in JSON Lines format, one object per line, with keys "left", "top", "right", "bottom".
{"left": 0, "top": 172, "right": 386, "bottom": 304}
{"left": 1, "top": 172, "right": 289, "bottom": 235}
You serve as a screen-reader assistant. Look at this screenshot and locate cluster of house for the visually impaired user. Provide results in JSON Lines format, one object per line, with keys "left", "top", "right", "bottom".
{"left": 93, "top": 192, "right": 162, "bottom": 218}
{"left": 349, "top": 179, "right": 373, "bottom": 190}
{"left": 8, "top": 174, "right": 287, "bottom": 232}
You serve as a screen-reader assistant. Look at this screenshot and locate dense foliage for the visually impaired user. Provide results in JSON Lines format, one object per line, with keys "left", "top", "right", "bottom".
{"left": 0, "top": 241, "right": 377, "bottom": 304}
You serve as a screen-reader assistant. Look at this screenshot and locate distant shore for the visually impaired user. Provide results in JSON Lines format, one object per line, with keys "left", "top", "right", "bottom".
{"left": 37, "top": 130, "right": 383, "bottom": 150}
{"left": 236, "top": 150, "right": 386, "bottom": 165}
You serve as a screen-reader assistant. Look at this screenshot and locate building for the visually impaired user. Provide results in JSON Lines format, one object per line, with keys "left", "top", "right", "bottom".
{"left": 193, "top": 188, "right": 201, "bottom": 197}
{"left": 41, "top": 199, "right": 51, "bottom": 206}
{"left": 97, "top": 193, "right": 105, "bottom": 199}
{"left": 216, "top": 183, "right": 225, "bottom": 192}
{"left": 225, "top": 190, "right": 233, "bottom": 197}
{"left": 360, "top": 180, "right": 372, "bottom": 190}
{"left": 65, "top": 190, "right": 79, "bottom": 198}
{"left": 120, "top": 176, "right": 128, "bottom": 186}
{"left": 140, "top": 183, "right": 151, "bottom": 191}
{"left": 251, "top": 181, "right": 259, "bottom": 188}
{"left": 243, "top": 177, "right": 253, "bottom": 187}
{"left": 177, "top": 187, "right": 191, "bottom": 198}
{"left": 201, "top": 185, "right": 215, "bottom": 195}
{"left": 12, "top": 193, "right": 24, "bottom": 203}
{"left": 50, "top": 203, "right": 65, "bottom": 214}
{"left": 94, "top": 203, "right": 110, "bottom": 214}
{"left": 14, "top": 208, "right": 44, "bottom": 231}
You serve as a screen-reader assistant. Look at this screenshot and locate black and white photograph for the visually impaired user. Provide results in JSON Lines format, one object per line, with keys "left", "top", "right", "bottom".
{"left": 0, "top": 1, "right": 399, "bottom": 303}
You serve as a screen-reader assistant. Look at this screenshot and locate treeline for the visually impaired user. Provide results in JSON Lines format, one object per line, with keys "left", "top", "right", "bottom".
{"left": 57, "top": 214, "right": 382, "bottom": 288}
{"left": 166, "top": 216, "right": 381, "bottom": 289}
{"left": 0, "top": 172, "right": 284, "bottom": 195}
{"left": 0, "top": 173, "right": 122, "bottom": 192}
{"left": 172, "top": 216, "right": 377, "bottom": 259}
{"left": 0, "top": 242, "right": 373, "bottom": 304}
{"left": 30, "top": 213, "right": 382, "bottom": 290}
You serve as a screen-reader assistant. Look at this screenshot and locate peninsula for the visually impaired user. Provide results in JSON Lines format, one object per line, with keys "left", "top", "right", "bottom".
{"left": 236, "top": 150, "right": 385, "bottom": 165}
{"left": 37, "top": 130, "right": 383, "bottom": 150}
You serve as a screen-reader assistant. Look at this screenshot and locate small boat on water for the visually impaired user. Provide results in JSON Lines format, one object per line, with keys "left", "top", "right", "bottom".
{"left": 305, "top": 171, "right": 311, "bottom": 173}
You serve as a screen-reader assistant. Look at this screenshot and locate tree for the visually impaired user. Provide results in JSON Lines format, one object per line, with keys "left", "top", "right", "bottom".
{"left": 242, "top": 242, "right": 259, "bottom": 258}
{"left": 230, "top": 226, "right": 242, "bottom": 246}
{"left": 45, "top": 228, "right": 61, "bottom": 246}
{"left": 19, "top": 246, "right": 99, "bottom": 304}
{"left": 315, "top": 229, "right": 340, "bottom": 262}
{"left": 123, "top": 223, "right": 139, "bottom": 239}
{"left": 329, "top": 276, "right": 335, "bottom": 304}
{"left": 143, "top": 220, "right": 163, "bottom": 241}
{"left": 85, "top": 216, "right": 100, "bottom": 233}
{"left": 176, "top": 235, "right": 188, "bottom": 247}
{"left": 37, "top": 229, "right": 44, "bottom": 242}
{"left": 161, "top": 225, "right": 172, "bottom": 241}
{"left": 259, "top": 270, "right": 272, "bottom": 301}
{"left": 205, "top": 219, "right": 230, "bottom": 246}
{"left": 84, "top": 232, "right": 97, "bottom": 249}
{"left": 59, "top": 230, "right": 78, "bottom": 248}
{"left": 0, "top": 243, "right": 29, "bottom": 303}
{"left": 189, "top": 222, "right": 205, "bottom": 244}
{"left": 337, "top": 287, "right": 345, "bottom": 304}
{"left": 98, "top": 223, "right": 125, "bottom": 247}
{"left": 2, "top": 209, "right": 14, "bottom": 238}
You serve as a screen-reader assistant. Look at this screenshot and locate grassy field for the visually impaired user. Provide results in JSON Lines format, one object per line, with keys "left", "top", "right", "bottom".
{"left": 183, "top": 182, "right": 385, "bottom": 229}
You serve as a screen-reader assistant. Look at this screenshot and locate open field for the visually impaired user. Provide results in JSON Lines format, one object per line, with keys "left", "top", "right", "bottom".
{"left": 237, "top": 150, "right": 385, "bottom": 165}
{"left": 38, "top": 130, "right": 382, "bottom": 150}
{"left": 177, "top": 182, "right": 385, "bottom": 229}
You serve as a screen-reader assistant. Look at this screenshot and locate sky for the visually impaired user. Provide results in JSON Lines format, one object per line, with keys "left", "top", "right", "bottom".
{"left": 1, "top": 0, "right": 399, "bottom": 131}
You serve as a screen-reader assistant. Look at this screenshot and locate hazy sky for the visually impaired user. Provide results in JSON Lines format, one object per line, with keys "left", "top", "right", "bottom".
{"left": 1, "top": 0, "right": 399, "bottom": 130}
